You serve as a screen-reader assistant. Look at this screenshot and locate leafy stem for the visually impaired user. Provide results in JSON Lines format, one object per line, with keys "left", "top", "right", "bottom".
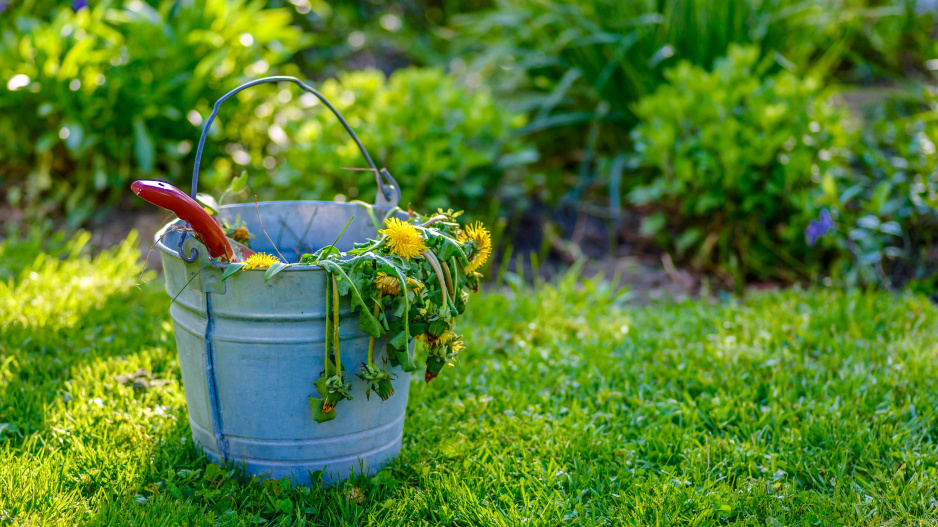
{"left": 332, "top": 274, "right": 341, "bottom": 372}
{"left": 350, "top": 200, "right": 381, "bottom": 233}
{"left": 367, "top": 296, "right": 381, "bottom": 367}
{"left": 419, "top": 215, "right": 449, "bottom": 228}
{"left": 423, "top": 249, "right": 455, "bottom": 312}
{"left": 440, "top": 260, "right": 455, "bottom": 303}
{"left": 315, "top": 216, "right": 355, "bottom": 265}
{"left": 324, "top": 275, "right": 332, "bottom": 374}
{"left": 348, "top": 236, "right": 386, "bottom": 256}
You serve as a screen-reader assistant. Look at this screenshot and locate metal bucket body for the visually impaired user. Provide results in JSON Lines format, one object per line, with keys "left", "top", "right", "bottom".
{"left": 157, "top": 201, "right": 411, "bottom": 485}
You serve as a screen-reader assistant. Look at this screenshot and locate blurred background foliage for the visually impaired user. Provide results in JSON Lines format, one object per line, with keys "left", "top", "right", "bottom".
{"left": 213, "top": 67, "right": 533, "bottom": 212}
{"left": 627, "top": 45, "right": 855, "bottom": 288}
{"left": 1, "top": 0, "right": 309, "bottom": 226}
{"left": 2, "top": 0, "right": 938, "bottom": 292}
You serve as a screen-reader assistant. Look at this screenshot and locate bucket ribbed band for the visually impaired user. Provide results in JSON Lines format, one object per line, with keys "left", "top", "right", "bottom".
{"left": 203, "top": 293, "right": 228, "bottom": 461}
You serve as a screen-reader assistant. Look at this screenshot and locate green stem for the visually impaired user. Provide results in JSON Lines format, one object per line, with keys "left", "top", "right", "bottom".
{"left": 440, "top": 260, "right": 455, "bottom": 303}
{"left": 315, "top": 216, "right": 355, "bottom": 265}
{"left": 419, "top": 215, "right": 449, "bottom": 228}
{"left": 367, "top": 296, "right": 381, "bottom": 366}
{"left": 350, "top": 200, "right": 380, "bottom": 233}
{"left": 423, "top": 249, "right": 454, "bottom": 311}
{"left": 332, "top": 275, "right": 341, "bottom": 372}
{"left": 382, "top": 206, "right": 401, "bottom": 223}
{"left": 349, "top": 237, "right": 387, "bottom": 256}
{"left": 324, "top": 274, "right": 332, "bottom": 373}
{"left": 449, "top": 257, "right": 460, "bottom": 294}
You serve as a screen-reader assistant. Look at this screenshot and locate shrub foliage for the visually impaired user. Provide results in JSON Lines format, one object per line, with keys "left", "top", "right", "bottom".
{"left": 0, "top": 0, "right": 307, "bottom": 224}
{"left": 628, "top": 45, "right": 852, "bottom": 285}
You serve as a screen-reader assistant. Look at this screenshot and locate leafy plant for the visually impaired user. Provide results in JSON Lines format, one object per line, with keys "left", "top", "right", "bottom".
{"left": 219, "top": 208, "right": 492, "bottom": 421}
{"left": 811, "top": 91, "right": 938, "bottom": 288}
{"left": 448, "top": 0, "right": 936, "bottom": 205}
{"left": 0, "top": 0, "right": 308, "bottom": 225}
{"left": 628, "top": 45, "right": 853, "bottom": 287}
{"left": 278, "top": 0, "right": 493, "bottom": 76}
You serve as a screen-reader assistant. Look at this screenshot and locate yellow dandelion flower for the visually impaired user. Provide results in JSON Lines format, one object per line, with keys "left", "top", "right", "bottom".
{"left": 373, "top": 273, "right": 426, "bottom": 296}
{"left": 243, "top": 252, "right": 281, "bottom": 270}
{"left": 458, "top": 222, "right": 492, "bottom": 273}
{"left": 415, "top": 329, "right": 456, "bottom": 348}
{"left": 438, "top": 329, "right": 455, "bottom": 345}
{"left": 406, "top": 277, "right": 425, "bottom": 291}
{"left": 373, "top": 272, "right": 401, "bottom": 296}
{"left": 231, "top": 225, "right": 252, "bottom": 244}
{"left": 379, "top": 218, "right": 427, "bottom": 260}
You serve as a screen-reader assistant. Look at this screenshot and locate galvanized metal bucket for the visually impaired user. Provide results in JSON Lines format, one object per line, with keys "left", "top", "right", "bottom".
{"left": 155, "top": 77, "right": 411, "bottom": 486}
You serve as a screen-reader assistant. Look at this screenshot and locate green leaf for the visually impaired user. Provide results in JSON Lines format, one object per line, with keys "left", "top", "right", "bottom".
{"left": 857, "top": 215, "right": 880, "bottom": 230}
{"left": 389, "top": 330, "right": 407, "bottom": 350}
{"left": 220, "top": 263, "right": 245, "bottom": 282}
{"left": 878, "top": 221, "right": 902, "bottom": 236}
{"left": 639, "top": 213, "right": 667, "bottom": 237}
{"left": 264, "top": 262, "right": 290, "bottom": 282}
{"left": 365, "top": 254, "right": 411, "bottom": 344}
{"left": 859, "top": 251, "right": 882, "bottom": 265}
{"left": 388, "top": 330, "right": 416, "bottom": 372}
{"left": 394, "top": 348, "right": 416, "bottom": 372}
{"left": 348, "top": 263, "right": 373, "bottom": 296}
{"left": 319, "top": 260, "right": 383, "bottom": 337}
{"left": 229, "top": 171, "right": 248, "bottom": 193}
{"left": 409, "top": 322, "right": 428, "bottom": 336}
{"left": 310, "top": 246, "right": 341, "bottom": 263}
{"left": 435, "top": 235, "right": 460, "bottom": 263}
{"left": 309, "top": 397, "right": 337, "bottom": 423}
{"left": 133, "top": 118, "right": 154, "bottom": 174}
{"left": 196, "top": 193, "right": 219, "bottom": 215}
{"left": 395, "top": 348, "right": 417, "bottom": 372}
{"left": 315, "top": 361, "right": 339, "bottom": 392}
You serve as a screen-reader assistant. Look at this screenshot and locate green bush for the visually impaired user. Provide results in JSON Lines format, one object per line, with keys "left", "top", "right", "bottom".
{"left": 281, "top": 0, "right": 493, "bottom": 76}
{"left": 813, "top": 93, "right": 938, "bottom": 288}
{"left": 0, "top": 0, "right": 308, "bottom": 225}
{"left": 628, "top": 45, "right": 853, "bottom": 286}
{"left": 212, "top": 67, "right": 533, "bottom": 212}
{"left": 450, "top": 0, "right": 935, "bottom": 206}
{"left": 629, "top": 46, "right": 938, "bottom": 290}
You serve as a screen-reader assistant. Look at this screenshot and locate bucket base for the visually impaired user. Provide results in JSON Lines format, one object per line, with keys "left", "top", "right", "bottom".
{"left": 191, "top": 418, "right": 404, "bottom": 486}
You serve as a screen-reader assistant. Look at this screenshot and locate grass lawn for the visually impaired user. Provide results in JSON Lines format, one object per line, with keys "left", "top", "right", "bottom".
{"left": 2, "top": 231, "right": 938, "bottom": 525}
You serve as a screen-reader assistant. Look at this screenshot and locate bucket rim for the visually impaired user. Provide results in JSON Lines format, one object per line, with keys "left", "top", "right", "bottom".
{"left": 155, "top": 199, "right": 372, "bottom": 271}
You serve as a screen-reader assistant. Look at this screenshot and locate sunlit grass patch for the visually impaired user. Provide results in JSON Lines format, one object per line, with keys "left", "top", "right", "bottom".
{"left": 1, "top": 232, "right": 937, "bottom": 525}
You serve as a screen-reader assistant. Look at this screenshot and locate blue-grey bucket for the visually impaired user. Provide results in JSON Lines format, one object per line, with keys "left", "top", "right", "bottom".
{"left": 154, "top": 77, "right": 412, "bottom": 486}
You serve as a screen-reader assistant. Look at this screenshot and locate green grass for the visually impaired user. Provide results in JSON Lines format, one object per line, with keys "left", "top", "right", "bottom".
{"left": 2, "top": 231, "right": 938, "bottom": 525}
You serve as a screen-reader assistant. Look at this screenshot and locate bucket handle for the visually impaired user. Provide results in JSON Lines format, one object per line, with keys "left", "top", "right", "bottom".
{"left": 190, "top": 76, "right": 401, "bottom": 210}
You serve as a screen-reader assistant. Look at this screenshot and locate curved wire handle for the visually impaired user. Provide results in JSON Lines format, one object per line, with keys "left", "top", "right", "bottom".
{"left": 190, "top": 76, "right": 400, "bottom": 208}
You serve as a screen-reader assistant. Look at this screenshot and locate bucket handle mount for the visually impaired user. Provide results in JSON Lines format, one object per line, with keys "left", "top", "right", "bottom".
{"left": 190, "top": 76, "right": 401, "bottom": 210}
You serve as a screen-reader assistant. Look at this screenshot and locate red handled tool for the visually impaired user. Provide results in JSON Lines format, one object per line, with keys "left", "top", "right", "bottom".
{"left": 131, "top": 180, "right": 253, "bottom": 262}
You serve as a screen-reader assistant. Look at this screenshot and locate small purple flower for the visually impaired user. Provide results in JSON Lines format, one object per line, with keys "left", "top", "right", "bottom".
{"left": 805, "top": 209, "right": 834, "bottom": 246}
{"left": 73, "top": 0, "right": 88, "bottom": 11}
{"left": 0, "top": 0, "right": 10, "bottom": 13}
